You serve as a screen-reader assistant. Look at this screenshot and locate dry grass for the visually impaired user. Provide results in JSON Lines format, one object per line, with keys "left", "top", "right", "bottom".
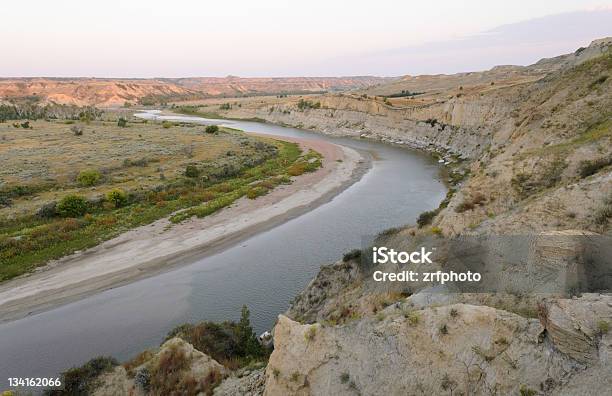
{"left": 0, "top": 118, "right": 244, "bottom": 218}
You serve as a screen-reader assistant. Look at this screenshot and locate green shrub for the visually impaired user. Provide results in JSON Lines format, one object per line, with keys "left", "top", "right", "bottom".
{"left": 117, "top": 117, "right": 128, "bottom": 127}
{"left": 57, "top": 195, "right": 89, "bottom": 217}
{"left": 246, "top": 186, "right": 268, "bottom": 199}
{"left": 417, "top": 209, "right": 438, "bottom": 228}
{"left": 205, "top": 125, "right": 219, "bottom": 134}
{"left": 165, "top": 305, "right": 265, "bottom": 368}
{"left": 161, "top": 120, "right": 173, "bottom": 129}
{"left": 106, "top": 189, "right": 128, "bottom": 208}
{"left": 343, "top": 249, "right": 362, "bottom": 262}
{"left": 77, "top": 169, "right": 102, "bottom": 187}
{"left": 46, "top": 356, "right": 118, "bottom": 396}
{"left": 297, "top": 99, "right": 321, "bottom": 110}
{"left": 185, "top": 165, "right": 200, "bottom": 178}
{"left": 578, "top": 157, "right": 612, "bottom": 178}
{"left": 520, "top": 385, "right": 537, "bottom": 396}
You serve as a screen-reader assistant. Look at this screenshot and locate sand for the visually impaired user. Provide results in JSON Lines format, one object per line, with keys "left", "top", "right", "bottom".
{"left": 0, "top": 135, "right": 368, "bottom": 323}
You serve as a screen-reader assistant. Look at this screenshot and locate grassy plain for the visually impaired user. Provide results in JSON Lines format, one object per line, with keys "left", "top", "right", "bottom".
{"left": 0, "top": 117, "right": 321, "bottom": 281}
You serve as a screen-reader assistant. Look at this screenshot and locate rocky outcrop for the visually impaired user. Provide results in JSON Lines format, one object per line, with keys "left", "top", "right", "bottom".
{"left": 214, "top": 368, "right": 266, "bottom": 396}
{"left": 539, "top": 294, "right": 612, "bottom": 365}
{"left": 266, "top": 295, "right": 612, "bottom": 396}
{"left": 93, "top": 338, "right": 227, "bottom": 396}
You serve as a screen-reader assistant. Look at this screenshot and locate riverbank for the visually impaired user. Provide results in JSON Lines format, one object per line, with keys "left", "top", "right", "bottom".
{"left": 0, "top": 135, "right": 368, "bottom": 323}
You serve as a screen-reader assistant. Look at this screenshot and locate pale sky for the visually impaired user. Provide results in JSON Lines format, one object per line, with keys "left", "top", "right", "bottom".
{"left": 2, "top": 0, "right": 612, "bottom": 77}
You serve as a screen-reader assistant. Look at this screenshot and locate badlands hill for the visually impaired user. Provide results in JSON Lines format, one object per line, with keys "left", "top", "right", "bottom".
{"left": 0, "top": 76, "right": 390, "bottom": 107}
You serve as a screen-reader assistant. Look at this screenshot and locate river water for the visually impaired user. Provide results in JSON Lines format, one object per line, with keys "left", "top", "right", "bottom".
{"left": 0, "top": 113, "right": 446, "bottom": 385}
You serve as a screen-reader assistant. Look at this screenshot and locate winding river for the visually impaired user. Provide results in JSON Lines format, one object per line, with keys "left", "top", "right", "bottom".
{"left": 0, "top": 114, "right": 446, "bottom": 385}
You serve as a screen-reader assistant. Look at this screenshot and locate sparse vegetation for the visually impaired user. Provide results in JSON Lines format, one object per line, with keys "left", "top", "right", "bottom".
{"left": 578, "top": 156, "right": 612, "bottom": 178}
{"left": 205, "top": 125, "right": 219, "bottom": 134}
{"left": 56, "top": 195, "right": 89, "bottom": 217}
{"left": 165, "top": 305, "right": 267, "bottom": 369}
{"left": 185, "top": 165, "right": 200, "bottom": 178}
{"left": 405, "top": 311, "right": 420, "bottom": 326}
{"left": 417, "top": 209, "right": 438, "bottom": 228}
{"left": 512, "top": 157, "right": 567, "bottom": 199}
{"left": 343, "top": 249, "right": 362, "bottom": 262}
{"left": 520, "top": 385, "right": 537, "bottom": 396}
{"left": 106, "top": 189, "right": 128, "bottom": 208}
{"left": 77, "top": 169, "right": 102, "bottom": 187}
{"left": 297, "top": 99, "right": 321, "bottom": 110}
{"left": 597, "top": 320, "right": 610, "bottom": 334}
{"left": 455, "top": 192, "right": 486, "bottom": 213}
{"left": 594, "top": 194, "right": 612, "bottom": 227}
{"left": 304, "top": 325, "right": 317, "bottom": 342}
{"left": 0, "top": 118, "right": 319, "bottom": 282}
{"left": 45, "top": 356, "right": 118, "bottom": 396}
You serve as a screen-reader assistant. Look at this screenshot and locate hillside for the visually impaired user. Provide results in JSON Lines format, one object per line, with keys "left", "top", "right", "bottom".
{"left": 0, "top": 76, "right": 390, "bottom": 107}
{"left": 143, "top": 38, "right": 611, "bottom": 395}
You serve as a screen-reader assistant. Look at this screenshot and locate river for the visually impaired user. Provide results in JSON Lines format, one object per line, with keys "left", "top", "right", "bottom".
{"left": 0, "top": 113, "right": 446, "bottom": 386}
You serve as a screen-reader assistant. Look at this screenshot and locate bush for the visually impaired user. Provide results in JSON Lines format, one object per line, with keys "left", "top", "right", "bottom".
{"left": 343, "top": 249, "right": 362, "bottom": 262}
{"left": 106, "top": 189, "right": 128, "bottom": 208}
{"left": 246, "top": 186, "right": 268, "bottom": 199}
{"left": 205, "top": 125, "right": 219, "bottom": 134}
{"left": 161, "top": 120, "right": 173, "bottom": 129}
{"left": 417, "top": 209, "right": 438, "bottom": 228}
{"left": 165, "top": 305, "right": 265, "bottom": 368}
{"left": 185, "top": 165, "right": 200, "bottom": 178}
{"left": 46, "top": 356, "right": 118, "bottom": 395}
{"left": 57, "top": 195, "right": 89, "bottom": 217}
{"left": 455, "top": 192, "right": 486, "bottom": 213}
{"left": 37, "top": 201, "right": 57, "bottom": 218}
{"left": 578, "top": 157, "right": 612, "bottom": 178}
{"left": 117, "top": 117, "right": 128, "bottom": 127}
{"left": 297, "top": 99, "right": 321, "bottom": 110}
{"left": 77, "top": 169, "right": 102, "bottom": 187}
{"left": 71, "top": 125, "right": 83, "bottom": 136}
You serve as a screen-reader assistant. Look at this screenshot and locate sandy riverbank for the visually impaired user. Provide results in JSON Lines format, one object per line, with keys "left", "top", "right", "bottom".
{"left": 0, "top": 135, "right": 369, "bottom": 323}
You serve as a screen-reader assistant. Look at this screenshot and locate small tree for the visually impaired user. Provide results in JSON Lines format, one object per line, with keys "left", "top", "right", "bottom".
{"left": 237, "top": 305, "right": 263, "bottom": 357}
{"left": 117, "top": 117, "right": 128, "bottom": 127}
{"left": 106, "top": 189, "right": 128, "bottom": 208}
{"left": 57, "top": 195, "right": 88, "bottom": 217}
{"left": 205, "top": 125, "right": 219, "bottom": 134}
